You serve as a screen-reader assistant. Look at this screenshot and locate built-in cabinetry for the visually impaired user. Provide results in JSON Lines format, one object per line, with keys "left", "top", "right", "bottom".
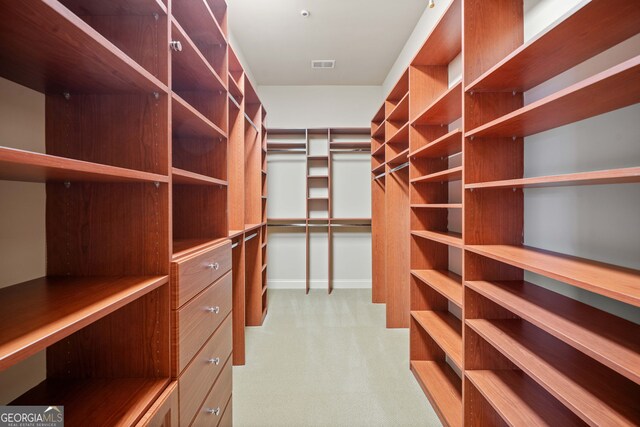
{"left": 372, "top": 0, "right": 640, "bottom": 425}
{"left": 0, "top": 0, "right": 264, "bottom": 424}
{"left": 268, "top": 128, "right": 371, "bottom": 293}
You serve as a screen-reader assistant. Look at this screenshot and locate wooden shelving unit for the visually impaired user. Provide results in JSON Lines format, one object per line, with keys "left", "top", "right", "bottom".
{"left": 0, "top": 0, "right": 259, "bottom": 422}
{"left": 372, "top": 0, "right": 639, "bottom": 425}
{"left": 269, "top": 128, "right": 371, "bottom": 295}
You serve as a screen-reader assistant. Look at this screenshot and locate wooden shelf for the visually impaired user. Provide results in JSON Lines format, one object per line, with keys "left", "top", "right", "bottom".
{"left": 307, "top": 175, "right": 329, "bottom": 179}
{"left": 387, "top": 148, "right": 409, "bottom": 167}
{"left": 172, "top": 93, "right": 226, "bottom": 139}
{"left": 60, "top": 0, "right": 168, "bottom": 15}
{"left": 12, "top": 378, "right": 168, "bottom": 427}
{"left": 411, "top": 311, "right": 462, "bottom": 369}
{"left": 307, "top": 197, "right": 329, "bottom": 200}
{"left": 411, "top": 166, "right": 462, "bottom": 184}
{"left": 372, "top": 143, "right": 386, "bottom": 157}
{"left": 465, "top": 244, "right": 640, "bottom": 307}
{"left": 372, "top": 122, "right": 386, "bottom": 138}
{"left": 228, "top": 74, "right": 243, "bottom": 101}
{"left": 466, "top": 56, "right": 640, "bottom": 138}
{"left": 386, "top": 122, "right": 409, "bottom": 144}
{"left": 0, "top": 0, "right": 167, "bottom": 94}
{"left": 466, "top": 370, "right": 583, "bottom": 427}
{"left": 172, "top": 237, "right": 227, "bottom": 259}
{"left": 411, "top": 204, "right": 462, "bottom": 209}
{"left": 413, "top": 81, "right": 462, "bottom": 126}
{"left": 465, "top": 0, "right": 640, "bottom": 93}
{"left": 172, "top": 167, "right": 228, "bottom": 186}
{"left": 465, "top": 167, "right": 640, "bottom": 189}
{"left": 307, "top": 155, "right": 329, "bottom": 160}
{"left": 411, "top": 270, "right": 462, "bottom": 308}
{"left": 387, "top": 93, "right": 409, "bottom": 122}
{"left": 410, "top": 361, "right": 462, "bottom": 427}
{"left": 0, "top": 275, "right": 168, "bottom": 370}
{"left": 466, "top": 280, "right": 640, "bottom": 383}
{"left": 330, "top": 218, "right": 372, "bottom": 224}
{"left": 171, "top": 19, "right": 226, "bottom": 92}
{"left": 0, "top": 147, "right": 168, "bottom": 184}
{"left": 410, "top": 0, "right": 461, "bottom": 66}
{"left": 412, "top": 230, "right": 463, "bottom": 248}
{"left": 172, "top": 0, "right": 226, "bottom": 46}
{"left": 467, "top": 319, "right": 640, "bottom": 426}
{"left": 410, "top": 129, "right": 462, "bottom": 159}
{"left": 372, "top": 163, "right": 385, "bottom": 175}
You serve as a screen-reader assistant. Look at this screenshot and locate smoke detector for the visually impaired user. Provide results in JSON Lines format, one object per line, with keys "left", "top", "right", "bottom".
{"left": 311, "top": 60, "right": 335, "bottom": 69}
{"left": 301, "top": 10, "right": 310, "bottom": 17}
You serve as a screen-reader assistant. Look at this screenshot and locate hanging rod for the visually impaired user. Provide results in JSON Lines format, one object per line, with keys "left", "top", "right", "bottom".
{"left": 329, "top": 148, "right": 370, "bottom": 152}
{"left": 388, "top": 162, "right": 409, "bottom": 174}
{"left": 267, "top": 148, "right": 307, "bottom": 153}
{"left": 330, "top": 224, "right": 371, "bottom": 227}
{"left": 268, "top": 223, "right": 306, "bottom": 227}
{"left": 374, "top": 172, "right": 386, "bottom": 180}
{"left": 244, "top": 232, "right": 258, "bottom": 242}
{"left": 228, "top": 93, "right": 260, "bottom": 133}
{"left": 231, "top": 241, "right": 239, "bottom": 249}
{"left": 229, "top": 93, "right": 241, "bottom": 109}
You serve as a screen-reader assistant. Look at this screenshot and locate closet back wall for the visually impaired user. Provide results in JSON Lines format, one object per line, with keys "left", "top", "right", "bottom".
{"left": 261, "top": 85, "right": 381, "bottom": 289}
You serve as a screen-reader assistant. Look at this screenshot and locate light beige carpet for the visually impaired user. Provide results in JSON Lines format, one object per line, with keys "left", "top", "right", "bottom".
{"left": 233, "top": 289, "right": 441, "bottom": 427}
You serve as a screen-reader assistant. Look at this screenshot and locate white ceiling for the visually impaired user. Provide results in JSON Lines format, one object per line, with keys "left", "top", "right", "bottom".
{"left": 228, "top": 0, "right": 427, "bottom": 86}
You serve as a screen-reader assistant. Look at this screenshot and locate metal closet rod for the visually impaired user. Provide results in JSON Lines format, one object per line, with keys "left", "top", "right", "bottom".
{"left": 330, "top": 224, "right": 371, "bottom": 227}
{"left": 267, "top": 148, "right": 307, "bottom": 153}
{"left": 229, "top": 93, "right": 260, "bottom": 133}
{"left": 244, "top": 232, "right": 258, "bottom": 241}
{"left": 231, "top": 241, "right": 240, "bottom": 249}
{"left": 329, "top": 148, "right": 370, "bottom": 152}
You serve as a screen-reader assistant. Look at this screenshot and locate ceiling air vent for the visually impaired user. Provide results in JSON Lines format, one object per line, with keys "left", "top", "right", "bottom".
{"left": 311, "top": 60, "right": 335, "bottom": 69}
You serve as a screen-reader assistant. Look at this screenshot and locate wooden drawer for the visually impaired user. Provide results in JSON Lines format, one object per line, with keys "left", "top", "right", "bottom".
{"left": 219, "top": 397, "right": 232, "bottom": 427}
{"left": 176, "top": 271, "right": 232, "bottom": 373}
{"left": 135, "top": 382, "right": 178, "bottom": 427}
{"left": 189, "top": 357, "right": 232, "bottom": 427}
{"left": 171, "top": 240, "right": 231, "bottom": 309}
{"left": 179, "top": 314, "right": 232, "bottom": 427}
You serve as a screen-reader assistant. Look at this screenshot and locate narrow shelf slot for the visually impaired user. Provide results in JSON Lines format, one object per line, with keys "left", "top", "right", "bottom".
{"left": 466, "top": 370, "right": 584, "bottom": 427}
{"left": 467, "top": 319, "right": 640, "bottom": 426}
{"left": 172, "top": 167, "right": 228, "bottom": 186}
{"left": 172, "top": 93, "right": 226, "bottom": 139}
{"left": 0, "top": 0, "right": 167, "bottom": 93}
{"left": 12, "top": 378, "right": 168, "bottom": 427}
{"left": 412, "top": 81, "right": 462, "bottom": 126}
{"left": 387, "top": 148, "right": 409, "bottom": 167}
{"left": 172, "top": 0, "right": 226, "bottom": 46}
{"left": 465, "top": 167, "right": 640, "bottom": 189}
{"left": 387, "top": 93, "right": 409, "bottom": 122}
{"left": 372, "top": 143, "right": 386, "bottom": 156}
{"left": 411, "top": 166, "right": 462, "bottom": 184}
{"left": 410, "top": 361, "right": 462, "bottom": 427}
{"left": 0, "top": 147, "right": 168, "bottom": 184}
{"left": 411, "top": 204, "right": 462, "bottom": 209}
{"left": 386, "top": 122, "right": 409, "bottom": 145}
{"left": 411, "top": 311, "right": 462, "bottom": 369}
{"left": 371, "top": 163, "right": 386, "bottom": 175}
{"left": 466, "top": 56, "right": 640, "bottom": 138}
{"left": 410, "top": 129, "right": 462, "bottom": 159}
{"left": 410, "top": 0, "right": 461, "bottom": 66}
{"left": 466, "top": 280, "right": 640, "bottom": 383}
{"left": 412, "top": 230, "right": 463, "bottom": 248}
{"left": 465, "top": 245, "right": 640, "bottom": 307}
{"left": 465, "top": 0, "right": 640, "bottom": 92}
{"left": 0, "top": 276, "right": 168, "bottom": 370}
{"left": 411, "top": 270, "right": 462, "bottom": 308}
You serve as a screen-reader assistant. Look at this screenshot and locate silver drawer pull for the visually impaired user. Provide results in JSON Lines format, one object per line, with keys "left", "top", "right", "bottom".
{"left": 206, "top": 306, "right": 220, "bottom": 314}
{"left": 207, "top": 357, "right": 220, "bottom": 365}
{"left": 206, "top": 407, "right": 221, "bottom": 416}
{"left": 206, "top": 262, "right": 220, "bottom": 270}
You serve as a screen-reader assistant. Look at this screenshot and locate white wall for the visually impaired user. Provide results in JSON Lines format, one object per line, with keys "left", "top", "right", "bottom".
{"left": 0, "top": 77, "right": 47, "bottom": 404}
{"left": 257, "top": 85, "right": 383, "bottom": 128}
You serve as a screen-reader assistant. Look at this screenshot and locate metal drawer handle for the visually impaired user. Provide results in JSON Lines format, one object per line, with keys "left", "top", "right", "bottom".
{"left": 207, "top": 357, "right": 220, "bottom": 365}
{"left": 206, "top": 262, "right": 220, "bottom": 270}
{"left": 206, "top": 306, "right": 220, "bottom": 314}
{"left": 206, "top": 407, "right": 221, "bottom": 416}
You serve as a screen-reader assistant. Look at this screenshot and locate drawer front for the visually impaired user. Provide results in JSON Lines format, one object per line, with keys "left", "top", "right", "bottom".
{"left": 178, "top": 271, "right": 232, "bottom": 372}
{"left": 190, "top": 357, "right": 232, "bottom": 427}
{"left": 135, "top": 382, "right": 178, "bottom": 427}
{"left": 172, "top": 240, "right": 231, "bottom": 308}
{"left": 179, "top": 314, "right": 232, "bottom": 427}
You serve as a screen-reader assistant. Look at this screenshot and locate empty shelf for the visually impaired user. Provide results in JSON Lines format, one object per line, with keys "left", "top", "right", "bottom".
{"left": 412, "top": 230, "right": 463, "bottom": 248}
{"left": 172, "top": 168, "right": 228, "bottom": 186}
{"left": 413, "top": 82, "right": 462, "bottom": 126}
{"left": 411, "top": 166, "right": 462, "bottom": 184}
{"left": 0, "top": 275, "right": 168, "bottom": 370}
{"left": 411, "top": 311, "right": 462, "bottom": 369}
{"left": 466, "top": 280, "right": 640, "bottom": 383}
{"left": 411, "top": 270, "right": 462, "bottom": 308}
{"left": 387, "top": 122, "right": 410, "bottom": 145}
{"left": 172, "top": 93, "right": 226, "bottom": 139}
{"left": 467, "top": 319, "right": 640, "bottom": 426}
{"left": 387, "top": 148, "right": 409, "bottom": 166}
{"left": 410, "top": 361, "right": 462, "bottom": 427}
{"left": 387, "top": 93, "right": 409, "bottom": 122}
{"left": 465, "top": 244, "right": 640, "bottom": 306}
{"left": 410, "top": 129, "right": 462, "bottom": 159}
{"left": 411, "top": 0, "right": 461, "bottom": 66}
{"left": 411, "top": 204, "right": 462, "bottom": 209}
{"left": 0, "top": 147, "right": 168, "bottom": 184}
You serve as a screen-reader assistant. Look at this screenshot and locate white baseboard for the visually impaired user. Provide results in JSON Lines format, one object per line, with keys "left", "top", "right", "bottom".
{"left": 267, "top": 279, "right": 371, "bottom": 289}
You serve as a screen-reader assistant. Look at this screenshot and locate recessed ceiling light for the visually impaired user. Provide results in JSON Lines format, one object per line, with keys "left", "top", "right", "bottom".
{"left": 301, "top": 10, "right": 310, "bottom": 17}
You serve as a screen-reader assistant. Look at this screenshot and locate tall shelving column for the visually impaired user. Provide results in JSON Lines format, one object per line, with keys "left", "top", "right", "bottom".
{"left": 0, "top": 1, "right": 172, "bottom": 424}
{"left": 384, "top": 72, "right": 411, "bottom": 328}
{"left": 407, "top": 1, "right": 463, "bottom": 425}
{"left": 462, "top": 0, "right": 640, "bottom": 425}
{"left": 371, "top": 106, "right": 387, "bottom": 304}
